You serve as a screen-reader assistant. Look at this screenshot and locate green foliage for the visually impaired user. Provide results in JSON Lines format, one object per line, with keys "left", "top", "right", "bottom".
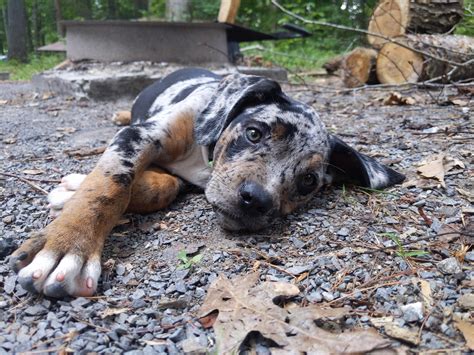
{"left": 177, "top": 250, "right": 203, "bottom": 270}
{"left": 455, "top": 0, "right": 474, "bottom": 36}
{"left": 0, "top": 53, "right": 65, "bottom": 80}
{"left": 381, "top": 232, "right": 429, "bottom": 259}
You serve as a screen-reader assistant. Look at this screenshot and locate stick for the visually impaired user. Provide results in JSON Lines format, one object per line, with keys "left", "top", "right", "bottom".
{"left": 0, "top": 172, "right": 49, "bottom": 195}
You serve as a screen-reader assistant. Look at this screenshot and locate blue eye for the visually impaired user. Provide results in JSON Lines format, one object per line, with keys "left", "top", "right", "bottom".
{"left": 246, "top": 127, "right": 262, "bottom": 143}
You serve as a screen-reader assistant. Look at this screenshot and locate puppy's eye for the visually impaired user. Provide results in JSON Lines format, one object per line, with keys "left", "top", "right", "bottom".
{"left": 302, "top": 173, "right": 317, "bottom": 187}
{"left": 297, "top": 173, "right": 319, "bottom": 195}
{"left": 245, "top": 127, "right": 262, "bottom": 143}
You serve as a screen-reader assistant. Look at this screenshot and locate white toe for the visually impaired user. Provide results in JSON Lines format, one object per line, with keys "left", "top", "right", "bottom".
{"left": 61, "top": 174, "right": 86, "bottom": 190}
{"left": 47, "top": 186, "right": 76, "bottom": 210}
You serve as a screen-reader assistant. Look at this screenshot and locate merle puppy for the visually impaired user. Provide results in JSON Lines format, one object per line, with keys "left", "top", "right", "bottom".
{"left": 10, "top": 68, "right": 404, "bottom": 298}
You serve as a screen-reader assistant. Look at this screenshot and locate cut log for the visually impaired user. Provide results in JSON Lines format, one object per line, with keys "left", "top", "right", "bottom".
{"left": 218, "top": 0, "right": 241, "bottom": 24}
{"left": 368, "top": 0, "right": 464, "bottom": 49}
{"left": 342, "top": 48, "right": 379, "bottom": 87}
{"left": 376, "top": 34, "right": 474, "bottom": 84}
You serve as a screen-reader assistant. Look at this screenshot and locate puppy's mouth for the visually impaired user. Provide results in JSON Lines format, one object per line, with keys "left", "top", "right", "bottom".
{"left": 212, "top": 206, "right": 271, "bottom": 232}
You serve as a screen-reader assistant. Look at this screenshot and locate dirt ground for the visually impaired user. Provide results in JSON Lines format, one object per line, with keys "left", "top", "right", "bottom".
{"left": 0, "top": 74, "right": 473, "bottom": 354}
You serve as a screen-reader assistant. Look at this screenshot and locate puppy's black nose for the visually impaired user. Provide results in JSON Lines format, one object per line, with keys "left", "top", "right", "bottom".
{"left": 239, "top": 182, "right": 273, "bottom": 215}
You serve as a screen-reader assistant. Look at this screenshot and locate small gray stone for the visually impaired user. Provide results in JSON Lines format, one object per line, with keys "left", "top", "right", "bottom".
{"left": 131, "top": 289, "right": 146, "bottom": 300}
{"left": 437, "top": 257, "right": 462, "bottom": 275}
{"left": 337, "top": 227, "right": 350, "bottom": 237}
{"left": 465, "top": 251, "right": 474, "bottom": 262}
{"left": 70, "top": 297, "right": 91, "bottom": 308}
{"left": 4, "top": 275, "right": 16, "bottom": 294}
{"left": 2, "top": 215, "right": 15, "bottom": 224}
{"left": 401, "top": 302, "right": 423, "bottom": 322}
{"left": 116, "top": 264, "right": 126, "bottom": 276}
{"left": 132, "top": 298, "right": 147, "bottom": 309}
{"left": 322, "top": 291, "right": 334, "bottom": 302}
{"left": 175, "top": 281, "right": 187, "bottom": 294}
{"left": 25, "top": 305, "right": 48, "bottom": 316}
{"left": 285, "top": 264, "right": 312, "bottom": 275}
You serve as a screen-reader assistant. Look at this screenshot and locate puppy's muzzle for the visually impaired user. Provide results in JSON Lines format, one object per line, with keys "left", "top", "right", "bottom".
{"left": 238, "top": 181, "right": 273, "bottom": 216}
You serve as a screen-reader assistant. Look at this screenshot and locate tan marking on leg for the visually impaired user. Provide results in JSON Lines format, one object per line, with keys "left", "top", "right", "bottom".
{"left": 127, "top": 167, "right": 181, "bottom": 214}
{"left": 161, "top": 111, "right": 195, "bottom": 162}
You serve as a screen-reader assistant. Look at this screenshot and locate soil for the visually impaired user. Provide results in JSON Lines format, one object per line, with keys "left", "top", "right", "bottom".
{"left": 0, "top": 73, "right": 473, "bottom": 354}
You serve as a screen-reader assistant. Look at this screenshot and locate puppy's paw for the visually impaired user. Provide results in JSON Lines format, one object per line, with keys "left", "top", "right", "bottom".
{"left": 10, "top": 227, "right": 101, "bottom": 298}
{"left": 111, "top": 110, "right": 131, "bottom": 126}
{"left": 48, "top": 174, "right": 86, "bottom": 216}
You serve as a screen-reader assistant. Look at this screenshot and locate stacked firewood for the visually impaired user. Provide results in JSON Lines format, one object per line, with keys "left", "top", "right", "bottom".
{"left": 323, "top": 0, "right": 474, "bottom": 87}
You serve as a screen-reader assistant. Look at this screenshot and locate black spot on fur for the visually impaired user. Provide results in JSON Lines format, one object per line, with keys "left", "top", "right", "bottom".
{"left": 112, "top": 173, "right": 134, "bottom": 186}
{"left": 121, "top": 159, "right": 134, "bottom": 168}
{"left": 111, "top": 127, "right": 142, "bottom": 157}
{"left": 171, "top": 84, "right": 202, "bottom": 104}
{"left": 225, "top": 135, "right": 249, "bottom": 161}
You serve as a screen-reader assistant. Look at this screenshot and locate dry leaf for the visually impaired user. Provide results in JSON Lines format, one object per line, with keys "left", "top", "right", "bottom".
{"left": 383, "top": 92, "right": 416, "bottom": 106}
{"left": 112, "top": 110, "right": 132, "bottom": 126}
{"left": 198, "top": 273, "right": 390, "bottom": 354}
{"left": 437, "top": 224, "right": 460, "bottom": 243}
{"left": 454, "top": 316, "right": 474, "bottom": 350}
{"left": 100, "top": 307, "right": 129, "bottom": 319}
{"left": 417, "top": 279, "right": 433, "bottom": 311}
{"left": 417, "top": 154, "right": 465, "bottom": 187}
{"left": 450, "top": 99, "right": 469, "bottom": 106}
{"left": 22, "top": 169, "right": 45, "bottom": 175}
{"left": 0, "top": 99, "right": 8, "bottom": 105}
{"left": 370, "top": 317, "right": 420, "bottom": 346}
{"left": 456, "top": 187, "right": 474, "bottom": 203}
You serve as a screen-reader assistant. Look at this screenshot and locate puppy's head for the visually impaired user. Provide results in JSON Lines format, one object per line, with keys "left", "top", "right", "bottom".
{"left": 195, "top": 74, "right": 404, "bottom": 231}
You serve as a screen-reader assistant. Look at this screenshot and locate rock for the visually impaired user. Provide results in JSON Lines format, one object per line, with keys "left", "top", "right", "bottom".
{"left": 437, "top": 257, "right": 462, "bottom": 275}
{"left": 337, "top": 227, "right": 350, "bottom": 237}
{"left": 131, "top": 289, "right": 146, "bottom": 300}
{"left": 25, "top": 305, "right": 48, "bottom": 316}
{"left": 70, "top": 297, "right": 91, "bottom": 308}
{"left": 322, "top": 291, "right": 334, "bottom": 302}
{"left": 465, "top": 251, "right": 474, "bottom": 262}
{"left": 2, "top": 215, "right": 14, "bottom": 224}
{"left": 457, "top": 294, "right": 474, "bottom": 310}
{"left": 285, "top": 264, "right": 313, "bottom": 275}
{"left": 116, "top": 264, "right": 126, "bottom": 276}
{"left": 4, "top": 275, "right": 17, "bottom": 294}
{"left": 401, "top": 302, "right": 423, "bottom": 322}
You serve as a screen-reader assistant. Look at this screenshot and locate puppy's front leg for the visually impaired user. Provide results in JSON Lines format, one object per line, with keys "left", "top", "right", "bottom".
{"left": 10, "top": 125, "right": 158, "bottom": 297}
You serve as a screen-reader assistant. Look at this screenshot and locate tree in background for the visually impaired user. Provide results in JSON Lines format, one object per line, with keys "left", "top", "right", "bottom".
{"left": 7, "top": 0, "right": 28, "bottom": 62}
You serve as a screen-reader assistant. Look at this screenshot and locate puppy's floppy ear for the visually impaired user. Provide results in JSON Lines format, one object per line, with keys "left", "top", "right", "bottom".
{"left": 195, "top": 74, "right": 286, "bottom": 146}
{"left": 327, "top": 135, "right": 405, "bottom": 189}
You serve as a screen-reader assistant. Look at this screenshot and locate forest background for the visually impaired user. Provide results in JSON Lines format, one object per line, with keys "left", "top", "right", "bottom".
{"left": 0, "top": 0, "right": 473, "bottom": 79}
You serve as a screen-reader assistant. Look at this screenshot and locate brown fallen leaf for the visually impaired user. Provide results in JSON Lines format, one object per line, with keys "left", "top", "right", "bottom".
{"left": 370, "top": 317, "right": 420, "bottom": 346}
{"left": 22, "top": 169, "right": 45, "bottom": 175}
{"left": 112, "top": 110, "right": 132, "bottom": 126}
{"left": 100, "top": 307, "right": 129, "bottom": 319}
{"left": 383, "top": 92, "right": 416, "bottom": 106}
{"left": 198, "top": 273, "right": 390, "bottom": 354}
{"left": 417, "top": 154, "right": 465, "bottom": 187}
{"left": 416, "top": 278, "right": 433, "bottom": 311}
{"left": 454, "top": 316, "right": 474, "bottom": 350}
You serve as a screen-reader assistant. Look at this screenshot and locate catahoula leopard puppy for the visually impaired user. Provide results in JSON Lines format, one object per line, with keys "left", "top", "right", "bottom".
{"left": 9, "top": 68, "right": 404, "bottom": 298}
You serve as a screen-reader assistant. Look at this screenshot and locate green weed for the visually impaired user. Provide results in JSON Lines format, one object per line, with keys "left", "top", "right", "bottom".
{"left": 381, "top": 232, "right": 429, "bottom": 259}
{"left": 177, "top": 250, "right": 203, "bottom": 270}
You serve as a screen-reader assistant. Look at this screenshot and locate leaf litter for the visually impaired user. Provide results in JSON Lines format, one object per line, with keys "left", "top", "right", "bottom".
{"left": 198, "top": 273, "right": 390, "bottom": 354}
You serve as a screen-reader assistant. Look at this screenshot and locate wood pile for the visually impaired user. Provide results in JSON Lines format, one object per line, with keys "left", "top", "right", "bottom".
{"left": 324, "top": 0, "right": 473, "bottom": 87}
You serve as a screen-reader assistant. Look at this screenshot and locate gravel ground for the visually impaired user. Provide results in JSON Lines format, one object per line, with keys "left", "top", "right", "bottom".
{"left": 0, "top": 74, "right": 473, "bottom": 354}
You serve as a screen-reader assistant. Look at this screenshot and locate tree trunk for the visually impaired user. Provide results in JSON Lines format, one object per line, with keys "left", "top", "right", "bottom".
{"left": 342, "top": 48, "right": 379, "bottom": 87}
{"left": 218, "top": 0, "right": 241, "bottom": 23}
{"left": 166, "top": 0, "right": 190, "bottom": 21}
{"left": 368, "top": 0, "right": 464, "bottom": 49}
{"left": 376, "top": 34, "right": 474, "bottom": 84}
{"left": 54, "top": 0, "right": 64, "bottom": 37}
{"left": 7, "top": 0, "right": 28, "bottom": 62}
{"left": 108, "top": 0, "right": 118, "bottom": 19}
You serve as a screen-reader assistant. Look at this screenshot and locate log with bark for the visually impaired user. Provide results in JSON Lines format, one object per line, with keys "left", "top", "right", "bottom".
{"left": 368, "top": 0, "right": 464, "bottom": 49}
{"left": 342, "top": 48, "right": 379, "bottom": 87}
{"left": 376, "top": 34, "right": 474, "bottom": 84}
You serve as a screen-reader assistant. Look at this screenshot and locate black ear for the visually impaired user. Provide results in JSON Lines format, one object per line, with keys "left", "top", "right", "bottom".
{"left": 194, "top": 74, "right": 286, "bottom": 146}
{"left": 327, "top": 135, "right": 405, "bottom": 189}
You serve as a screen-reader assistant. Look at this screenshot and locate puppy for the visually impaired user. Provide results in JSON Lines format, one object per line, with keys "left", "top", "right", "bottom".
{"left": 10, "top": 68, "right": 404, "bottom": 298}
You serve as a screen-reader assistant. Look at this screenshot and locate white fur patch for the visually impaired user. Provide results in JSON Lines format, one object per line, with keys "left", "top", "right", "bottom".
{"left": 47, "top": 186, "right": 76, "bottom": 210}
{"left": 61, "top": 174, "right": 86, "bottom": 190}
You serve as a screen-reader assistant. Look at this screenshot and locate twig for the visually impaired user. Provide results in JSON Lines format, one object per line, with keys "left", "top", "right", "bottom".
{"left": 271, "top": 0, "right": 473, "bottom": 68}
{"left": 0, "top": 172, "right": 49, "bottom": 195}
